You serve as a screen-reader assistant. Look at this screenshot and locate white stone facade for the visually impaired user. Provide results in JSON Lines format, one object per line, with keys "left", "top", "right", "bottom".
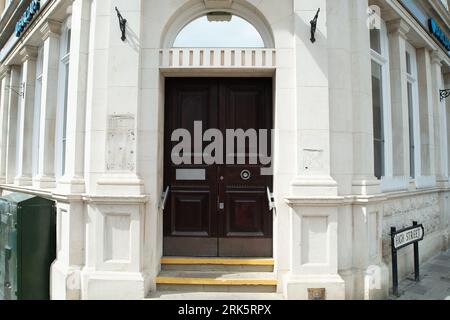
{"left": 0, "top": 0, "right": 449, "bottom": 300}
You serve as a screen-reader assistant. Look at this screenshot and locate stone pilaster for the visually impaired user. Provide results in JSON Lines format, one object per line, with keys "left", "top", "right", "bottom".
{"left": 51, "top": 0, "right": 92, "bottom": 301}
{"left": 5, "top": 66, "right": 21, "bottom": 184}
{"left": 80, "top": 0, "right": 148, "bottom": 301}
{"left": 14, "top": 46, "right": 38, "bottom": 186}
{"left": 430, "top": 50, "right": 448, "bottom": 185}
{"left": 415, "top": 48, "right": 434, "bottom": 181}
{"left": 283, "top": 0, "right": 345, "bottom": 301}
{"left": 34, "top": 20, "right": 61, "bottom": 188}
{"left": 387, "top": 19, "right": 410, "bottom": 179}
{"left": 350, "top": 0, "right": 381, "bottom": 195}
{"left": 56, "top": 0, "right": 90, "bottom": 195}
{"left": 0, "top": 66, "right": 10, "bottom": 184}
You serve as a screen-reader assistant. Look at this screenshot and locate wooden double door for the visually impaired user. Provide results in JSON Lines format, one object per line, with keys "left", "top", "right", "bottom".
{"left": 163, "top": 78, "right": 273, "bottom": 257}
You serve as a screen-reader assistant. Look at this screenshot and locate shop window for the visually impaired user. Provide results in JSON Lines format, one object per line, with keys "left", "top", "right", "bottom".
{"left": 370, "top": 21, "right": 391, "bottom": 180}
{"left": 32, "top": 46, "right": 43, "bottom": 177}
{"left": 55, "top": 17, "right": 71, "bottom": 179}
{"left": 173, "top": 13, "right": 264, "bottom": 48}
{"left": 405, "top": 42, "right": 419, "bottom": 180}
{"left": 372, "top": 61, "right": 385, "bottom": 179}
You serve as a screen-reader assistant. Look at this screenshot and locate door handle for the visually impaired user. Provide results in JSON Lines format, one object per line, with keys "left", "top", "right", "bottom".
{"left": 267, "top": 187, "right": 276, "bottom": 212}
{"left": 159, "top": 186, "right": 170, "bottom": 212}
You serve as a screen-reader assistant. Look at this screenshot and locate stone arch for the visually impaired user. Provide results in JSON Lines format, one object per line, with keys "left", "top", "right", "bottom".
{"left": 160, "top": 0, "right": 275, "bottom": 48}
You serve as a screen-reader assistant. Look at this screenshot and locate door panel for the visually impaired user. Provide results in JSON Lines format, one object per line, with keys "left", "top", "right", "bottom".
{"left": 218, "top": 79, "right": 273, "bottom": 256}
{"left": 163, "top": 79, "right": 219, "bottom": 256}
{"left": 164, "top": 78, "right": 273, "bottom": 257}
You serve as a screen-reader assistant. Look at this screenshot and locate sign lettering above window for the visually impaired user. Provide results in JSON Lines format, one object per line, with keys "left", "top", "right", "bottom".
{"left": 429, "top": 18, "right": 450, "bottom": 52}
{"left": 15, "top": 0, "right": 41, "bottom": 38}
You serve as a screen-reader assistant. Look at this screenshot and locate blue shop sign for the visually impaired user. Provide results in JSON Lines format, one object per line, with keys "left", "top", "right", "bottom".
{"left": 429, "top": 18, "right": 450, "bottom": 52}
{"left": 15, "top": 0, "right": 41, "bottom": 38}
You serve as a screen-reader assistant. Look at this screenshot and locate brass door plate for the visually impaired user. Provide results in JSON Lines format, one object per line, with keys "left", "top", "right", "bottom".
{"left": 308, "top": 288, "right": 326, "bottom": 300}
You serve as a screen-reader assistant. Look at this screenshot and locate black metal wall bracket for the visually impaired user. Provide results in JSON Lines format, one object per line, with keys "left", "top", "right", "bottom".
{"left": 440, "top": 89, "right": 450, "bottom": 102}
{"left": 115, "top": 7, "right": 127, "bottom": 42}
{"left": 310, "top": 8, "right": 320, "bottom": 43}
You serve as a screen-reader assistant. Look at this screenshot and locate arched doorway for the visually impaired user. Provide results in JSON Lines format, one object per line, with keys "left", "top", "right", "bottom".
{"left": 161, "top": 11, "right": 275, "bottom": 258}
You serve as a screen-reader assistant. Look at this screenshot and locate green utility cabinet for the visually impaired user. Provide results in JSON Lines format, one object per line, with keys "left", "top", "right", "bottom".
{"left": 0, "top": 193, "right": 56, "bottom": 300}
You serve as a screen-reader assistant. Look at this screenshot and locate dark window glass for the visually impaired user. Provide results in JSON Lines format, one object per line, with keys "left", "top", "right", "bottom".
{"left": 407, "top": 82, "right": 415, "bottom": 178}
{"left": 370, "top": 29, "right": 382, "bottom": 54}
{"left": 406, "top": 51, "right": 412, "bottom": 75}
{"left": 372, "top": 61, "right": 385, "bottom": 179}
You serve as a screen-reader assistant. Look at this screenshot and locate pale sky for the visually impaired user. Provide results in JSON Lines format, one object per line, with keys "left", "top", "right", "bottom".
{"left": 173, "top": 15, "right": 265, "bottom": 48}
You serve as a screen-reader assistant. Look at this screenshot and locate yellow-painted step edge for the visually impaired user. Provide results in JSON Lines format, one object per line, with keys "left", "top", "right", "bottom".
{"left": 161, "top": 257, "right": 274, "bottom": 266}
{"left": 156, "top": 277, "right": 277, "bottom": 286}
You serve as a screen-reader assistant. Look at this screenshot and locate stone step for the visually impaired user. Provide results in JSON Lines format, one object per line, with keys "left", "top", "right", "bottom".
{"left": 147, "top": 291, "right": 284, "bottom": 300}
{"left": 161, "top": 257, "right": 274, "bottom": 272}
{"left": 156, "top": 271, "right": 278, "bottom": 293}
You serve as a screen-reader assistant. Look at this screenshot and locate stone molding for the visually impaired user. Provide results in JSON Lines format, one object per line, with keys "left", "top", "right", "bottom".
{"left": 387, "top": 18, "right": 410, "bottom": 39}
{"left": 19, "top": 45, "right": 38, "bottom": 63}
{"left": 204, "top": 0, "right": 233, "bottom": 9}
{"left": 40, "top": 19, "right": 62, "bottom": 41}
{"left": 430, "top": 49, "right": 445, "bottom": 66}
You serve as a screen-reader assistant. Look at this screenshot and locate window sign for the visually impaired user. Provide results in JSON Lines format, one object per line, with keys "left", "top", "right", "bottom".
{"left": 429, "top": 18, "right": 450, "bottom": 52}
{"left": 15, "top": 0, "right": 41, "bottom": 38}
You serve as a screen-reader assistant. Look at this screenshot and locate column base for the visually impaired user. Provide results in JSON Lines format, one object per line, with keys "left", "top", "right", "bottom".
{"left": 351, "top": 264, "right": 390, "bottom": 300}
{"left": 81, "top": 268, "right": 149, "bottom": 300}
{"left": 51, "top": 260, "right": 82, "bottom": 300}
{"left": 14, "top": 175, "right": 32, "bottom": 186}
{"left": 436, "top": 175, "right": 449, "bottom": 187}
{"left": 284, "top": 274, "right": 345, "bottom": 300}
{"left": 56, "top": 176, "right": 86, "bottom": 194}
{"left": 96, "top": 174, "right": 145, "bottom": 196}
{"left": 352, "top": 176, "right": 380, "bottom": 195}
{"left": 33, "top": 175, "right": 56, "bottom": 189}
{"left": 290, "top": 175, "right": 338, "bottom": 197}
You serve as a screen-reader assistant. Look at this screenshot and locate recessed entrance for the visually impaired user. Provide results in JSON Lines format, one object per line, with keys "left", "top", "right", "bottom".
{"left": 163, "top": 78, "right": 273, "bottom": 257}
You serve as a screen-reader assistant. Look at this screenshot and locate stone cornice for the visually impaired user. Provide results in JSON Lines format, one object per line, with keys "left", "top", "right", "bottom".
{"left": 431, "top": 49, "right": 445, "bottom": 66}
{"left": 0, "top": 64, "right": 11, "bottom": 79}
{"left": 387, "top": 18, "right": 411, "bottom": 39}
{"left": 40, "top": 19, "right": 62, "bottom": 41}
{"left": 19, "top": 45, "right": 38, "bottom": 63}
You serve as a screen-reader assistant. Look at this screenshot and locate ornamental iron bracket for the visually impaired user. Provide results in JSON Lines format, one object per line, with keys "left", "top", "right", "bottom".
{"left": 440, "top": 89, "right": 450, "bottom": 102}
{"left": 115, "top": 7, "right": 127, "bottom": 42}
{"left": 310, "top": 8, "right": 320, "bottom": 43}
{"left": 7, "top": 83, "right": 25, "bottom": 99}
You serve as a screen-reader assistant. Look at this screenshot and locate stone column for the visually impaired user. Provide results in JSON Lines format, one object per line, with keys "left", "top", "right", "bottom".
{"left": 51, "top": 0, "right": 91, "bottom": 301}
{"left": 416, "top": 48, "right": 434, "bottom": 179}
{"left": 35, "top": 20, "right": 61, "bottom": 188}
{"left": 430, "top": 51, "right": 448, "bottom": 185}
{"left": 14, "top": 46, "right": 37, "bottom": 186}
{"left": 442, "top": 73, "right": 450, "bottom": 182}
{"left": 283, "top": 0, "right": 345, "bottom": 301}
{"left": 5, "top": 66, "right": 21, "bottom": 184}
{"left": 0, "top": 66, "right": 10, "bottom": 184}
{"left": 57, "top": 0, "right": 91, "bottom": 194}
{"left": 350, "top": 0, "right": 380, "bottom": 195}
{"left": 387, "top": 19, "right": 410, "bottom": 179}
{"left": 290, "top": 0, "right": 338, "bottom": 198}
{"left": 81, "top": 0, "right": 148, "bottom": 300}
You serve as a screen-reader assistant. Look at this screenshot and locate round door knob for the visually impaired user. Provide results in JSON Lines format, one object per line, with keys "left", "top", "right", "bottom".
{"left": 220, "top": 176, "right": 224, "bottom": 181}
{"left": 241, "top": 170, "right": 251, "bottom": 181}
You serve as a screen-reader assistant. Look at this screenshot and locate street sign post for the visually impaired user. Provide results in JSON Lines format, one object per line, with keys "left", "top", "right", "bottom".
{"left": 390, "top": 221, "right": 425, "bottom": 297}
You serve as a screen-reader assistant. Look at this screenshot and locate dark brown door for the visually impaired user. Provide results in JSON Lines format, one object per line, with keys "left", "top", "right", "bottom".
{"left": 163, "top": 78, "right": 273, "bottom": 257}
